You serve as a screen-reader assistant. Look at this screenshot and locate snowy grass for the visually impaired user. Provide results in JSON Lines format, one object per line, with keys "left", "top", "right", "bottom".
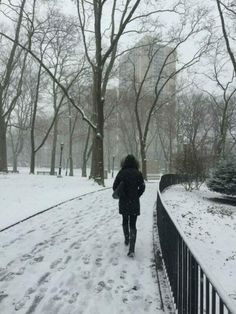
{"left": 161, "top": 184, "right": 236, "bottom": 307}
{"left": 0, "top": 167, "right": 113, "bottom": 230}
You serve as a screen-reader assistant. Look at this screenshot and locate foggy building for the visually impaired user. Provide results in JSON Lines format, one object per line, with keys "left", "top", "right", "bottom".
{"left": 118, "top": 36, "right": 177, "bottom": 173}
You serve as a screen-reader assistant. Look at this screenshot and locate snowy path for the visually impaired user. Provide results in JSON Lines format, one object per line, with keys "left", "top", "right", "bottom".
{"left": 0, "top": 183, "right": 164, "bottom": 314}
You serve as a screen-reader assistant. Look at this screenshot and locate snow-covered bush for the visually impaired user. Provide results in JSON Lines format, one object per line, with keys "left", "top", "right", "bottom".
{"left": 207, "top": 157, "right": 236, "bottom": 195}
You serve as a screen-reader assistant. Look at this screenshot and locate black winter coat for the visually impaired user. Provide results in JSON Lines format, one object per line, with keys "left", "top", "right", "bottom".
{"left": 113, "top": 168, "right": 145, "bottom": 215}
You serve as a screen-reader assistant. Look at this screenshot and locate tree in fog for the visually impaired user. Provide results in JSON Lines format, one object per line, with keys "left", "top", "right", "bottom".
{"left": 216, "top": 0, "right": 236, "bottom": 74}
{"left": 201, "top": 41, "right": 236, "bottom": 159}
{"left": 8, "top": 86, "right": 31, "bottom": 172}
{"left": 43, "top": 9, "right": 83, "bottom": 176}
{"left": 0, "top": 0, "right": 27, "bottom": 171}
{"left": 118, "top": 1, "right": 211, "bottom": 179}
{"left": 76, "top": 0, "right": 143, "bottom": 185}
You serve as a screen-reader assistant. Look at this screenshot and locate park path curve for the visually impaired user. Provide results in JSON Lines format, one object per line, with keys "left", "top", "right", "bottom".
{"left": 0, "top": 183, "right": 164, "bottom": 314}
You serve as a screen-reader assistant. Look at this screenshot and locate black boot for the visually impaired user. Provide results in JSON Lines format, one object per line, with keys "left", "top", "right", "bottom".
{"left": 122, "top": 224, "right": 129, "bottom": 246}
{"left": 127, "top": 229, "right": 137, "bottom": 257}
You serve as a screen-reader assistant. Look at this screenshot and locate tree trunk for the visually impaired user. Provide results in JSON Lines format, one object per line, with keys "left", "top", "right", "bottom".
{"left": 93, "top": 134, "right": 104, "bottom": 185}
{"left": 82, "top": 159, "right": 87, "bottom": 177}
{"left": 69, "top": 139, "right": 73, "bottom": 177}
{"left": 13, "top": 155, "right": 18, "bottom": 172}
{"left": 30, "top": 150, "right": 35, "bottom": 174}
{"left": 82, "top": 126, "right": 91, "bottom": 177}
{"left": 50, "top": 117, "right": 58, "bottom": 175}
{"left": 0, "top": 114, "right": 8, "bottom": 172}
{"left": 91, "top": 66, "right": 104, "bottom": 185}
{"left": 140, "top": 142, "right": 147, "bottom": 180}
{"left": 30, "top": 65, "right": 41, "bottom": 174}
{"left": 68, "top": 111, "right": 73, "bottom": 176}
{"left": 168, "top": 126, "right": 173, "bottom": 173}
{"left": 89, "top": 136, "right": 96, "bottom": 179}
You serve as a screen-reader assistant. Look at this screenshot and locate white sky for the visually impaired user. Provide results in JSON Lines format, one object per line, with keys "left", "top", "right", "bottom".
{"left": 56, "top": 0, "right": 231, "bottom": 92}
{"left": 0, "top": 0, "right": 234, "bottom": 92}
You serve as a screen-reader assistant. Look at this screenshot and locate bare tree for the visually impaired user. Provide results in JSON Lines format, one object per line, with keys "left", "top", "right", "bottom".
{"left": 8, "top": 91, "right": 31, "bottom": 172}
{"left": 119, "top": 2, "right": 211, "bottom": 179}
{"left": 199, "top": 41, "right": 236, "bottom": 158}
{"left": 76, "top": 0, "right": 143, "bottom": 185}
{"left": 43, "top": 10, "right": 83, "bottom": 175}
{"left": 0, "top": 0, "right": 27, "bottom": 171}
{"left": 216, "top": 0, "right": 236, "bottom": 74}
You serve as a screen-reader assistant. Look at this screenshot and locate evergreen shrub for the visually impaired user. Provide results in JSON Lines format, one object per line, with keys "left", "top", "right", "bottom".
{"left": 207, "top": 157, "right": 236, "bottom": 195}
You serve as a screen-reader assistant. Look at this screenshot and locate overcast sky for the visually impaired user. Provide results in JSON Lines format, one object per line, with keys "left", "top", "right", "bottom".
{"left": 55, "top": 0, "right": 226, "bottom": 91}
{"left": 1, "top": 0, "right": 234, "bottom": 92}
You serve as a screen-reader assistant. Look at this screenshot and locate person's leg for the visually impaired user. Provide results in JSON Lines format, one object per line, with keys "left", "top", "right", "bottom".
{"left": 129, "top": 215, "right": 137, "bottom": 230}
{"left": 128, "top": 215, "right": 137, "bottom": 257}
{"left": 122, "top": 214, "right": 129, "bottom": 245}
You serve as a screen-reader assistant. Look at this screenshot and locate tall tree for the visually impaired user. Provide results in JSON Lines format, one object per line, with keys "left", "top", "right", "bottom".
{"left": 0, "top": 0, "right": 27, "bottom": 171}
{"left": 76, "top": 0, "right": 142, "bottom": 185}
{"left": 119, "top": 2, "right": 211, "bottom": 179}
{"left": 216, "top": 0, "right": 236, "bottom": 74}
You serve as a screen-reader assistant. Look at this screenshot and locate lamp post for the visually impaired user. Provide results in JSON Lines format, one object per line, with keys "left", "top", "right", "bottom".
{"left": 58, "top": 142, "right": 64, "bottom": 178}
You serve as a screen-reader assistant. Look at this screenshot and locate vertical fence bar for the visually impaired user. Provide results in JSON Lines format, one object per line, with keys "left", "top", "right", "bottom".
{"left": 190, "top": 255, "right": 197, "bottom": 314}
{"left": 188, "top": 251, "right": 192, "bottom": 314}
{"left": 183, "top": 243, "right": 188, "bottom": 313}
{"left": 212, "top": 287, "right": 216, "bottom": 314}
{"left": 178, "top": 237, "right": 183, "bottom": 313}
{"left": 219, "top": 300, "right": 224, "bottom": 314}
{"left": 200, "top": 269, "right": 204, "bottom": 314}
{"left": 206, "top": 277, "right": 210, "bottom": 314}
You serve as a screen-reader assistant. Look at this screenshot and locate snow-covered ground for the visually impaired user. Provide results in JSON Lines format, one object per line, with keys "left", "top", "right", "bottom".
{"left": 0, "top": 170, "right": 164, "bottom": 314}
{"left": 0, "top": 168, "right": 111, "bottom": 230}
{"left": 161, "top": 184, "right": 236, "bottom": 308}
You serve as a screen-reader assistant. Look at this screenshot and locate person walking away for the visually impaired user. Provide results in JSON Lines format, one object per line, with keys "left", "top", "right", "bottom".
{"left": 113, "top": 155, "right": 145, "bottom": 257}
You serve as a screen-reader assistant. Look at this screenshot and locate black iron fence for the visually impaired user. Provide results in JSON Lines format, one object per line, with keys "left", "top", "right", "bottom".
{"left": 156, "top": 174, "right": 236, "bottom": 314}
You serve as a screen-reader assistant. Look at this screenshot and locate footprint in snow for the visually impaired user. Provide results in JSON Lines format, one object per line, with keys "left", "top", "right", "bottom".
{"left": 0, "top": 292, "right": 8, "bottom": 303}
{"left": 70, "top": 240, "right": 81, "bottom": 250}
{"left": 37, "top": 272, "right": 51, "bottom": 286}
{"left": 0, "top": 272, "right": 15, "bottom": 282}
{"left": 96, "top": 281, "right": 106, "bottom": 293}
{"left": 50, "top": 258, "right": 62, "bottom": 269}
{"left": 82, "top": 254, "right": 91, "bottom": 265}
{"left": 30, "top": 256, "right": 44, "bottom": 264}
{"left": 131, "top": 294, "right": 142, "bottom": 301}
{"left": 64, "top": 255, "right": 72, "bottom": 264}
{"left": 21, "top": 253, "right": 33, "bottom": 261}
{"left": 95, "top": 257, "right": 103, "bottom": 266}
{"left": 14, "top": 295, "right": 30, "bottom": 311}
{"left": 0, "top": 267, "right": 7, "bottom": 277}
{"left": 81, "top": 271, "right": 90, "bottom": 279}
{"left": 26, "top": 286, "right": 37, "bottom": 295}
{"left": 144, "top": 295, "right": 153, "bottom": 310}
{"left": 68, "top": 292, "right": 79, "bottom": 304}
{"left": 120, "top": 270, "right": 127, "bottom": 279}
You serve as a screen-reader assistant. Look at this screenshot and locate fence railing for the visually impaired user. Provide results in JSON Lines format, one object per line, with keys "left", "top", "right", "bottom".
{"left": 156, "top": 174, "right": 236, "bottom": 314}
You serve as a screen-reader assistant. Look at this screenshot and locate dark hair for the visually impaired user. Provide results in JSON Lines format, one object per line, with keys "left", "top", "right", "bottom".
{"left": 121, "top": 154, "right": 139, "bottom": 170}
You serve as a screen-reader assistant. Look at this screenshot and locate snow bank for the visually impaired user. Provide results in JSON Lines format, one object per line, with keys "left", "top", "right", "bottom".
{"left": 162, "top": 184, "right": 236, "bottom": 307}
